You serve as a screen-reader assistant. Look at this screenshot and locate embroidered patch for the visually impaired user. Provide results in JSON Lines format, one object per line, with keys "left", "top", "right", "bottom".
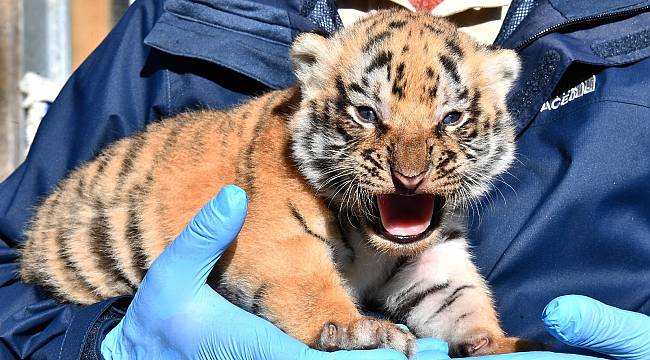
{"left": 540, "top": 75, "right": 596, "bottom": 112}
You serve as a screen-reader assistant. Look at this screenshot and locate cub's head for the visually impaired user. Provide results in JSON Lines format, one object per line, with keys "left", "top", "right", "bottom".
{"left": 289, "top": 10, "right": 520, "bottom": 255}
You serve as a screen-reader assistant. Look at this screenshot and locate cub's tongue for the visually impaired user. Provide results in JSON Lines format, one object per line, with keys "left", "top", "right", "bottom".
{"left": 377, "top": 194, "right": 435, "bottom": 237}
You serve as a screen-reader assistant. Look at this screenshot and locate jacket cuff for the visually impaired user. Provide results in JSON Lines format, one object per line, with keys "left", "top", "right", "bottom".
{"left": 60, "top": 296, "right": 131, "bottom": 360}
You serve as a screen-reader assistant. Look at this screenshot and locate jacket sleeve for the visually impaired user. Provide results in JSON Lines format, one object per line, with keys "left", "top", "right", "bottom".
{"left": 0, "top": 1, "right": 170, "bottom": 358}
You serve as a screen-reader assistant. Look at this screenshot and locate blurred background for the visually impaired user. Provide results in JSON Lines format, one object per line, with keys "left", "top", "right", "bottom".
{"left": 0, "top": 0, "right": 508, "bottom": 182}
{"left": 0, "top": 0, "right": 134, "bottom": 181}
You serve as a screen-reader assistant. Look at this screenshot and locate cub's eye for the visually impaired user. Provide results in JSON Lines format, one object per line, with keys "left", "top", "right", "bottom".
{"left": 441, "top": 111, "right": 463, "bottom": 127}
{"left": 355, "top": 106, "right": 378, "bottom": 123}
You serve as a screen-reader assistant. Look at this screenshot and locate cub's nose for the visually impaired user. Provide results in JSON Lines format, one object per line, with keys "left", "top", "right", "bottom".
{"left": 391, "top": 166, "right": 432, "bottom": 193}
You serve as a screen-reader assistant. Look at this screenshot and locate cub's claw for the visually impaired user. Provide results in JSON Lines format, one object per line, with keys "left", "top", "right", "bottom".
{"left": 318, "top": 317, "right": 416, "bottom": 357}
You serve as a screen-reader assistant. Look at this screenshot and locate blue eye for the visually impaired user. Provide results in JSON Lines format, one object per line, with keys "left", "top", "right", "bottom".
{"left": 355, "top": 106, "right": 378, "bottom": 123}
{"left": 442, "top": 111, "right": 463, "bottom": 126}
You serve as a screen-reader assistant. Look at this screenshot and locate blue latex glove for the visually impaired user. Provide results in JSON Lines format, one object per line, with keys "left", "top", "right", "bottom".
{"left": 412, "top": 295, "right": 650, "bottom": 360}
{"left": 100, "top": 185, "right": 408, "bottom": 360}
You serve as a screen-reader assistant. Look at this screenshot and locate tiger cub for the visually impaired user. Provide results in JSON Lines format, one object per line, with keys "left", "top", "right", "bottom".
{"left": 20, "top": 10, "right": 532, "bottom": 357}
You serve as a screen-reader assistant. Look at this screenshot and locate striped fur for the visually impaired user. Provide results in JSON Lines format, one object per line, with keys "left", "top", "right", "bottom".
{"left": 19, "top": 10, "right": 539, "bottom": 357}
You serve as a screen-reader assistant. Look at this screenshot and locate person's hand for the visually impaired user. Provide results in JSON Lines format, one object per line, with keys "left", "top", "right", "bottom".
{"left": 100, "top": 185, "right": 408, "bottom": 360}
{"left": 540, "top": 295, "right": 650, "bottom": 359}
{"left": 410, "top": 295, "right": 650, "bottom": 360}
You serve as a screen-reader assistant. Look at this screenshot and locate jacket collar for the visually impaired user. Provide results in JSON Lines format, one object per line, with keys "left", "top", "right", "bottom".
{"left": 144, "top": 0, "right": 318, "bottom": 89}
{"left": 496, "top": 0, "right": 650, "bottom": 134}
{"left": 500, "top": 0, "right": 650, "bottom": 51}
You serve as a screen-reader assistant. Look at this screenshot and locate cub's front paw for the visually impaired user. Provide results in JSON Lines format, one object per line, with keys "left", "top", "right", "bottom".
{"left": 318, "top": 317, "right": 416, "bottom": 357}
{"left": 451, "top": 330, "right": 547, "bottom": 357}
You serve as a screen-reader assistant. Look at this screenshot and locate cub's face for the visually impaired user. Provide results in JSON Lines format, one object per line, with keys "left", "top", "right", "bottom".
{"left": 290, "top": 10, "right": 520, "bottom": 255}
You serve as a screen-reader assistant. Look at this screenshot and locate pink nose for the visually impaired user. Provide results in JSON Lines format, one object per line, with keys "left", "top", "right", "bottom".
{"left": 392, "top": 166, "right": 431, "bottom": 192}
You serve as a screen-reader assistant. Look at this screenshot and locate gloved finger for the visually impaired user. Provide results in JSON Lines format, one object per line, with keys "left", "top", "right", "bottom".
{"left": 149, "top": 185, "right": 247, "bottom": 290}
{"left": 412, "top": 350, "right": 453, "bottom": 360}
{"left": 417, "top": 338, "right": 449, "bottom": 359}
{"left": 543, "top": 295, "right": 650, "bottom": 360}
{"left": 319, "top": 348, "right": 408, "bottom": 360}
{"left": 473, "top": 352, "right": 601, "bottom": 359}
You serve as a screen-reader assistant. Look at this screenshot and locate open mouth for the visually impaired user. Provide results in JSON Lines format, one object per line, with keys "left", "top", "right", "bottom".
{"left": 375, "top": 194, "right": 445, "bottom": 244}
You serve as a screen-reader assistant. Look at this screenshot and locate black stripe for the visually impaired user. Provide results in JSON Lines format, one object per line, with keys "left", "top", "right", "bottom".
{"left": 455, "top": 312, "right": 472, "bottom": 323}
{"left": 446, "top": 39, "right": 464, "bottom": 57}
{"left": 238, "top": 116, "right": 267, "bottom": 197}
{"left": 459, "top": 140, "right": 482, "bottom": 153}
{"left": 159, "top": 124, "right": 182, "bottom": 160}
{"left": 392, "top": 62, "right": 406, "bottom": 99}
{"left": 210, "top": 276, "right": 249, "bottom": 309}
{"left": 395, "top": 62, "right": 405, "bottom": 81}
{"left": 469, "top": 90, "right": 482, "bottom": 119}
{"left": 51, "top": 193, "right": 102, "bottom": 297}
{"left": 441, "top": 229, "right": 464, "bottom": 242}
{"left": 361, "top": 149, "right": 385, "bottom": 170}
{"left": 433, "top": 285, "right": 475, "bottom": 315}
{"left": 90, "top": 146, "right": 117, "bottom": 192}
{"left": 435, "top": 150, "right": 457, "bottom": 170}
{"left": 289, "top": 203, "right": 329, "bottom": 243}
{"left": 348, "top": 82, "right": 367, "bottom": 96}
{"left": 117, "top": 134, "right": 147, "bottom": 181}
{"left": 189, "top": 121, "right": 208, "bottom": 156}
{"left": 95, "top": 147, "right": 114, "bottom": 175}
{"left": 428, "top": 74, "right": 440, "bottom": 99}
{"left": 56, "top": 228, "right": 102, "bottom": 296}
{"left": 90, "top": 199, "right": 137, "bottom": 290}
{"left": 125, "top": 180, "right": 152, "bottom": 280}
{"left": 251, "top": 284, "right": 269, "bottom": 316}
{"left": 335, "top": 125, "right": 354, "bottom": 143}
{"left": 388, "top": 20, "right": 407, "bottom": 29}
{"left": 75, "top": 175, "right": 86, "bottom": 197}
{"left": 333, "top": 76, "right": 351, "bottom": 115}
{"left": 363, "top": 30, "right": 392, "bottom": 52}
{"left": 439, "top": 55, "right": 461, "bottom": 84}
{"left": 392, "top": 282, "right": 450, "bottom": 322}
{"left": 365, "top": 50, "right": 393, "bottom": 74}
{"left": 457, "top": 87, "right": 469, "bottom": 100}
{"left": 424, "top": 24, "right": 444, "bottom": 34}
{"left": 428, "top": 86, "right": 438, "bottom": 99}
{"left": 426, "top": 67, "right": 435, "bottom": 79}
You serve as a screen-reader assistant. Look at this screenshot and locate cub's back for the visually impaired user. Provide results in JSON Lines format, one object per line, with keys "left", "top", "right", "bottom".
{"left": 19, "top": 91, "right": 286, "bottom": 304}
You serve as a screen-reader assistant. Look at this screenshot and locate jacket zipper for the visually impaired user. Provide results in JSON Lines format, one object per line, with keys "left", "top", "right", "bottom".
{"left": 514, "top": 5, "right": 650, "bottom": 51}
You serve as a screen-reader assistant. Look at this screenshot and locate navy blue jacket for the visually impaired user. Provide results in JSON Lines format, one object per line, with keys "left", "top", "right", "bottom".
{"left": 0, "top": 0, "right": 648, "bottom": 358}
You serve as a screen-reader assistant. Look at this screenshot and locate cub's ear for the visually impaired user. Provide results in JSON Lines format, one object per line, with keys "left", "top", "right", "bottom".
{"left": 480, "top": 48, "right": 521, "bottom": 99}
{"left": 290, "top": 32, "right": 336, "bottom": 90}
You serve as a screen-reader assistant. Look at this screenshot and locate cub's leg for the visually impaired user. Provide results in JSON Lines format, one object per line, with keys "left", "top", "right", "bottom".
{"left": 373, "top": 237, "right": 540, "bottom": 357}
{"left": 211, "top": 233, "right": 416, "bottom": 356}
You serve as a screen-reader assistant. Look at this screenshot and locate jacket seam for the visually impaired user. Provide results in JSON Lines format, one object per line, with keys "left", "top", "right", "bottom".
{"left": 149, "top": 20, "right": 287, "bottom": 89}
{"left": 166, "top": 2, "right": 299, "bottom": 31}
{"left": 162, "top": 11, "right": 292, "bottom": 47}
{"left": 57, "top": 321, "right": 69, "bottom": 360}
{"left": 166, "top": 69, "right": 172, "bottom": 116}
